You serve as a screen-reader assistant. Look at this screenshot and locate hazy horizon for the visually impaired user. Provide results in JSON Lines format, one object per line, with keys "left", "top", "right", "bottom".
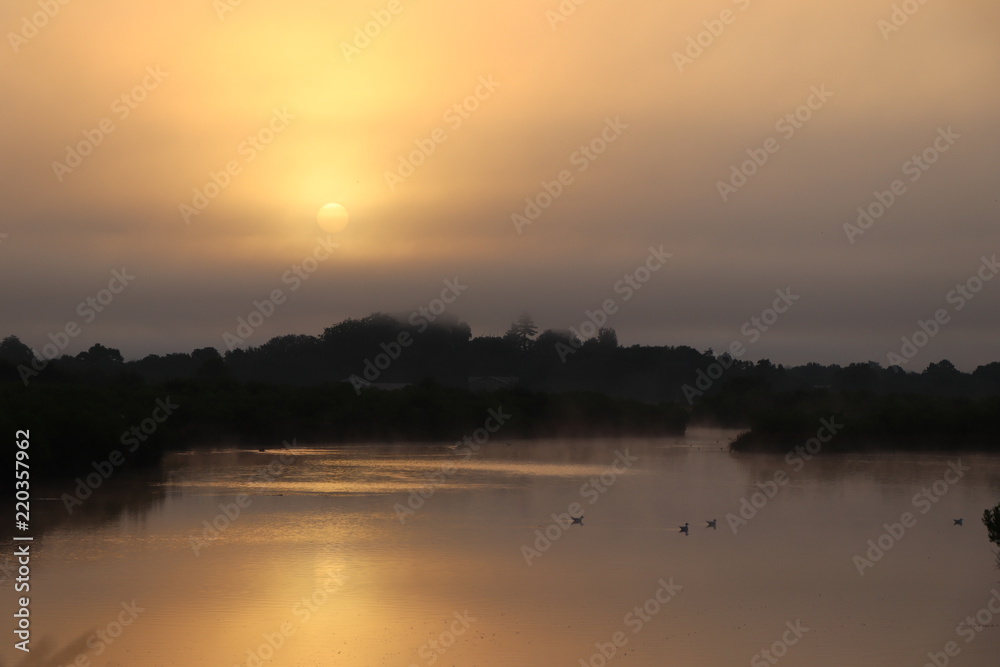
{"left": 4, "top": 309, "right": 998, "bottom": 374}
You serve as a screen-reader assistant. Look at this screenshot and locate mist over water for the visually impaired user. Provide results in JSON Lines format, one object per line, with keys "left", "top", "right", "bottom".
{"left": 6, "top": 428, "right": 999, "bottom": 666}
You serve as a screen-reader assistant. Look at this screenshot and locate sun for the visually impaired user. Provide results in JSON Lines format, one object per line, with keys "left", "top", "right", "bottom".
{"left": 317, "top": 203, "right": 349, "bottom": 233}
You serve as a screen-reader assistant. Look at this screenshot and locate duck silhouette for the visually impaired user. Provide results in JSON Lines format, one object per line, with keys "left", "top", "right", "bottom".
{"left": 571, "top": 515, "right": 584, "bottom": 525}
{"left": 706, "top": 519, "right": 717, "bottom": 529}
{"left": 679, "top": 522, "right": 689, "bottom": 535}
{"left": 954, "top": 518, "right": 963, "bottom": 526}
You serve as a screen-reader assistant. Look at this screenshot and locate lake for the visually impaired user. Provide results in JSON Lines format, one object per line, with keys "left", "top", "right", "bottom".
{"left": 7, "top": 428, "right": 1000, "bottom": 666}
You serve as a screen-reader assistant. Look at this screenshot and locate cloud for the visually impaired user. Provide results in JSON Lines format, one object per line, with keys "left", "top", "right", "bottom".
{"left": 1, "top": 0, "right": 998, "bottom": 368}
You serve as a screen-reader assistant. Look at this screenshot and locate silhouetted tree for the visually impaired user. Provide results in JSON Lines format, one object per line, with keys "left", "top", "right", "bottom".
{"left": 597, "top": 327, "right": 618, "bottom": 348}
{"left": 973, "top": 362, "right": 1000, "bottom": 383}
{"left": 984, "top": 503, "right": 1000, "bottom": 547}
{"left": 192, "top": 347, "right": 227, "bottom": 379}
{"left": 504, "top": 312, "right": 538, "bottom": 353}
{"left": 923, "top": 359, "right": 964, "bottom": 394}
{"left": 0, "top": 335, "right": 34, "bottom": 365}
{"left": 838, "top": 361, "right": 881, "bottom": 391}
{"left": 77, "top": 343, "right": 124, "bottom": 366}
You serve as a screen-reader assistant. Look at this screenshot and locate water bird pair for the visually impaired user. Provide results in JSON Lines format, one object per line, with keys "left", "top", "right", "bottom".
{"left": 679, "top": 519, "right": 717, "bottom": 535}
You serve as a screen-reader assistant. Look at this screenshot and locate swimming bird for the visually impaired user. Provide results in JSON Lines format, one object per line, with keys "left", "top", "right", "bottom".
{"left": 679, "top": 522, "right": 689, "bottom": 535}
{"left": 706, "top": 519, "right": 717, "bottom": 529}
{"left": 954, "top": 518, "right": 963, "bottom": 526}
{"left": 571, "top": 515, "right": 584, "bottom": 525}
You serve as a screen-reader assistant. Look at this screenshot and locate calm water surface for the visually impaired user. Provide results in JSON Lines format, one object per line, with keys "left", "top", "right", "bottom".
{"left": 6, "top": 428, "right": 1000, "bottom": 666}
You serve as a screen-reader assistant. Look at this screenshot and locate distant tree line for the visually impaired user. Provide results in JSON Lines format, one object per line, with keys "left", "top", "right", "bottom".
{"left": 725, "top": 388, "right": 1000, "bottom": 452}
{"left": 4, "top": 312, "right": 999, "bottom": 402}
{"left": 3, "top": 312, "right": 1000, "bottom": 477}
{"left": 1, "top": 313, "right": 699, "bottom": 479}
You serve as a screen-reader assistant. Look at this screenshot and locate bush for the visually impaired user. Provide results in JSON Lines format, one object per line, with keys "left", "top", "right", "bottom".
{"left": 983, "top": 503, "right": 1000, "bottom": 547}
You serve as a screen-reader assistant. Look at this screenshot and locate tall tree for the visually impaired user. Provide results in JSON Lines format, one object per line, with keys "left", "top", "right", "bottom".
{"left": 0, "top": 335, "right": 34, "bottom": 364}
{"left": 597, "top": 327, "right": 618, "bottom": 348}
{"left": 504, "top": 312, "right": 538, "bottom": 352}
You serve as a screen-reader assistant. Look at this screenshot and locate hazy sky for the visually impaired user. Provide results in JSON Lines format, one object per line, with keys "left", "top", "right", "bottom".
{"left": 2, "top": 0, "right": 998, "bottom": 369}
